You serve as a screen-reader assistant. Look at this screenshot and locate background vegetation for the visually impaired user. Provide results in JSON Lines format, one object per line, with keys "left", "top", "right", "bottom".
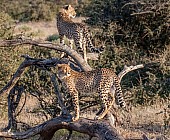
{"left": 0, "top": 0, "right": 169, "bottom": 138}
{"left": 0, "top": 0, "right": 59, "bottom": 21}
{"left": 82, "top": 0, "right": 170, "bottom": 105}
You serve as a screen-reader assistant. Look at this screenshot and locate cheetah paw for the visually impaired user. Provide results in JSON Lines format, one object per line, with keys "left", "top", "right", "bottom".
{"left": 94, "top": 115, "right": 100, "bottom": 120}
{"left": 72, "top": 116, "right": 79, "bottom": 121}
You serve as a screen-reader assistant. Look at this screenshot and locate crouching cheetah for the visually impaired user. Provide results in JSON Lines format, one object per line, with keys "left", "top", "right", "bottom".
{"left": 57, "top": 64, "right": 126, "bottom": 121}
{"left": 56, "top": 5, "right": 103, "bottom": 62}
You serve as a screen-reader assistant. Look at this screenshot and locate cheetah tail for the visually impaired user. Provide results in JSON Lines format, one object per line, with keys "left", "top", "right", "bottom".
{"left": 114, "top": 77, "right": 126, "bottom": 108}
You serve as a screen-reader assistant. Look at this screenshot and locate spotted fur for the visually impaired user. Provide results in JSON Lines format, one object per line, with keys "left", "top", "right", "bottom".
{"left": 57, "top": 64, "right": 126, "bottom": 121}
{"left": 56, "top": 5, "right": 103, "bottom": 62}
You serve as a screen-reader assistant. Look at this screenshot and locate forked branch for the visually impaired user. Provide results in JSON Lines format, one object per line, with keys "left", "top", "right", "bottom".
{"left": 0, "top": 55, "right": 61, "bottom": 96}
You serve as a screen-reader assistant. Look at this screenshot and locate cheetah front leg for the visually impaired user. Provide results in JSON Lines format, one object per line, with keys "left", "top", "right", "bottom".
{"left": 69, "top": 39, "right": 74, "bottom": 49}
{"left": 70, "top": 89, "right": 80, "bottom": 121}
{"left": 95, "top": 92, "right": 114, "bottom": 120}
{"left": 82, "top": 37, "right": 87, "bottom": 62}
{"left": 59, "top": 34, "right": 65, "bottom": 58}
{"left": 61, "top": 39, "right": 74, "bottom": 59}
{"left": 74, "top": 33, "right": 87, "bottom": 62}
{"left": 59, "top": 34, "right": 65, "bottom": 45}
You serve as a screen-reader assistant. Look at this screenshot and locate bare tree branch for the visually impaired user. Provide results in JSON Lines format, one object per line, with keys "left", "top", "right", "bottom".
{"left": 0, "top": 55, "right": 71, "bottom": 131}
{"left": 50, "top": 72, "right": 70, "bottom": 116}
{"left": 3, "top": 86, "right": 24, "bottom": 131}
{"left": 118, "top": 64, "right": 144, "bottom": 82}
{"left": 0, "top": 58, "right": 28, "bottom": 96}
{"left": 4, "top": 88, "right": 17, "bottom": 131}
{"left": 0, "top": 116, "right": 124, "bottom": 140}
{"left": 0, "top": 39, "right": 92, "bottom": 71}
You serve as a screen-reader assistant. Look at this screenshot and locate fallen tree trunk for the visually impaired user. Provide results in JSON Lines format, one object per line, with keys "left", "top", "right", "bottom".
{"left": 0, "top": 116, "right": 124, "bottom": 140}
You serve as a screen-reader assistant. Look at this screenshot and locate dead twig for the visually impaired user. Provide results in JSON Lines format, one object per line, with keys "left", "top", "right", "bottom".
{"left": 131, "top": 11, "right": 154, "bottom": 16}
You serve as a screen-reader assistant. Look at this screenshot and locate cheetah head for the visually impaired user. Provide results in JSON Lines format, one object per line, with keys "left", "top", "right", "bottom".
{"left": 63, "top": 5, "right": 76, "bottom": 18}
{"left": 57, "top": 64, "right": 71, "bottom": 80}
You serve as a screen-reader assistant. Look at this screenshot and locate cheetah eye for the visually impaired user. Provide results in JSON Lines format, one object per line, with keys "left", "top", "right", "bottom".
{"left": 66, "top": 71, "right": 71, "bottom": 76}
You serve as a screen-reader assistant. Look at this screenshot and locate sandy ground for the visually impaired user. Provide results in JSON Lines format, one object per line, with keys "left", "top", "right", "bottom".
{"left": 14, "top": 17, "right": 86, "bottom": 40}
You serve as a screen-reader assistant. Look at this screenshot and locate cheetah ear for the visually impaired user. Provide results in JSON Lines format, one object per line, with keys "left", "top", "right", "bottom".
{"left": 68, "top": 5, "right": 72, "bottom": 8}
{"left": 57, "top": 64, "right": 62, "bottom": 68}
{"left": 64, "top": 5, "right": 71, "bottom": 10}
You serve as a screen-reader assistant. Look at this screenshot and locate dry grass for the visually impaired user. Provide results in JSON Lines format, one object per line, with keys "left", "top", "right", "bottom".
{"left": 0, "top": 93, "right": 169, "bottom": 139}
{"left": 119, "top": 103, "right": 170, "bottom": 139}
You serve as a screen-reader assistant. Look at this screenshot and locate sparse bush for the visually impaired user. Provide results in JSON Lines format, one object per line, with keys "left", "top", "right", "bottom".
{"left": 46, "top": 34, "right": 60, "bottom": 42}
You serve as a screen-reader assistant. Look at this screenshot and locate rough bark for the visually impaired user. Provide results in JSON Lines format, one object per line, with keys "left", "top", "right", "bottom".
{"left": 0, "top": 116, "right": 124, "bottom": 140}
{"left": 3, "top": 86, "right": 24, "bottom": 131}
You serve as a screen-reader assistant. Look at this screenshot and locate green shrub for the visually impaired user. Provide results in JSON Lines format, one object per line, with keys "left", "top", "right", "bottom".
{"left": 84, "top": 0, "right": 170, "bottom": 105}
{"left": 46, "top": 34, "right": 60, "bottom": 42}
{"left": 83, "top": 0, "right": 170, "bottom": 53}
{"left": 0, "top": 12, "right": 15, "bottom": 39}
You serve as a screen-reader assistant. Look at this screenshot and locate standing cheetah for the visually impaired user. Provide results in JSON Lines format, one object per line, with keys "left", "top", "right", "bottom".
{"left": 56, "top": 5, "right": 103, "bottom": 62}
{"left": 57, "top": 64, "right": 126, "bottom": 121}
